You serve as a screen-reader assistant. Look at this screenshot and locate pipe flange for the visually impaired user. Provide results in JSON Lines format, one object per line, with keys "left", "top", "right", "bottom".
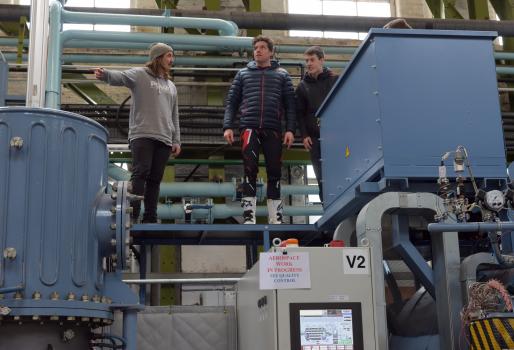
{"left": 113, "top": 181, "right": 131, "bottom": 270}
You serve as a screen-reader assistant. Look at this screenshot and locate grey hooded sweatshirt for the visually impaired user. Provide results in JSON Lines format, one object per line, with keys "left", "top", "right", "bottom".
{"left": 101, "top": 67, "right": 180, "bottom": 146}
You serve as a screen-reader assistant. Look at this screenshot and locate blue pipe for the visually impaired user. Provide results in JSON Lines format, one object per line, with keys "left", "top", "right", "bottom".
{"left": 61, "top": 7, "right": 238, "bottom": 36}
{"left": 0, "top": 37, "right": 355, "bottom": 55}
{"left": 46, "top": 0, "right": 63, "bottom": 109}
{"left": 4, "top": 52, "right": 348, "bottom": 68}
{"left": 156, "top": 203, "right": 323, "bottom": 220}
{"left": 427, "top": 222, "right": 514, "bottom": 232}
{"left": 0, "top": 285, "right": 24, "bottom": 294}
{"left": 61, "top": 30, "right": 252, "bottom": 49}
{"left": 58, "top": 54, "right": 347, "bottom": 68}
{"left": 107, "top": 164, "right": 319, "bottom": 198}
{"left": 123, "top": 309, "right": 137, "bottom": 350}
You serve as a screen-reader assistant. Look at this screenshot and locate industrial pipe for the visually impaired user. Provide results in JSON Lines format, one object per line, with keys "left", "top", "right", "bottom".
{"left": 0, "top": 37, "right": 356, "bottom": 55}
{"left": 155, "top": 204, "right": 323, "bottom": 220}
{"left": 61, "top": 30, "right": 252, "bottom": 50}
{"left": 108, "top": 164, "right": 319, "bottom": 199}
{"left": 45, "top": 0, "right": 63, "bottom": 109}
{"left": 5, "top": 4, "right": 514, "bottom": 36}
{"left": 109, "top": 158, "right": 312, "bottom": 166}
{"left": 427, "top": 221, "right": 514, "bottom": 232}
{"left": 3, "top": 52, "right": 348, "bottom": 68}
{"left": 123, "top": 278, "right": 240, "bottom": 284}
{"left": 61, "top": 7, "right": 238, "bottom": 36}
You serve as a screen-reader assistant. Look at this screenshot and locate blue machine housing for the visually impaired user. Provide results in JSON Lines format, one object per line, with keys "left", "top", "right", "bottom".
{"left": 316, "top": 29, "right": 507, "bottom": 229}
{"left": 0, "top": 108, "right": 137, "bottom": 324}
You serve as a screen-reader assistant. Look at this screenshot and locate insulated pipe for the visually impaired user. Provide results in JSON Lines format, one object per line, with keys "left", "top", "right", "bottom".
{"left": 427, "top": 221, "right": 514, "bottom": 232}
{"left": 156, "top": 204, "right": 323, "bottom": 220}
{"left": 60, "top": 7, "right": 238, "bottom": 36}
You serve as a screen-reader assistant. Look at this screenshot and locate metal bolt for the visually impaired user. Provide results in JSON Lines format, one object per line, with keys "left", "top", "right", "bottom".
{"left": 32, "top": 291, "right": 41, "bottom": 300}
{"left": 66, "top": 316, "right": 76, "bottom": 321}
{"left": 81, "top": 294, "right": 89, "bottom": 302}
{"left": 50, "top": 315, "right": 59, "bottom": 321}
{"left": 100, "top": 296, "right": 108, "bottom": 304}
{"left": 110, "top": 223, "right": 117, "bottom": 230}
{"left": 92, "top": 295, "right": 100, "bottom": 303}
{"left": 3, "top": 247, "right": 16, "bottom": 260}
{"left": 13, "top": 316, "right": 20, "bottom": 321}
{"left": 110, "top": 207, "right": 117, "bottom": 214}
{"left": 50, "top": 292, "right": 59, "bottom": 300}
{"left": 62, "top": 329, "right": 75, "bottom": 342}
{"left": 110, "top": 239, "right": 117, "bottom": 247}
{"left": 9, "top": 137, "right": 23, "bottom": 149}
{"left": 125, "top": 222, "right": 132, "bottom": 229}
{"left": 32, "top": 315, "right": 40, "bottom": 321}
{"left": 111, "top": 193, "right": 117, "bottom": 200}
{"left": 81, "top": 317, "right": 90, "bottom": 322}
{"left": 14, "top": 292, "right": 22, "bottom": 300}
{"left": 92, "top": 317, "right": 101, "bottom": 323}
{"left": 66, "top": 292, "right": 75, "bottom": 301}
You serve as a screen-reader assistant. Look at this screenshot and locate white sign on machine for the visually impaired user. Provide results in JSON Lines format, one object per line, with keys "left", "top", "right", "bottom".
{"left": 259, "top": 252, "right": 311, "bottom": 290}
{"left": 343, "top": 247, "right": 370, "bottom": 275}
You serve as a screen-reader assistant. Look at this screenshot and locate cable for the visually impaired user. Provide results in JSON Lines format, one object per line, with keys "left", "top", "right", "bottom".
{"left": 183, "top": 143, "right": 229, "bottom": 182}
{"left": 116, "top": 95, "right": 131, "bottom": 136}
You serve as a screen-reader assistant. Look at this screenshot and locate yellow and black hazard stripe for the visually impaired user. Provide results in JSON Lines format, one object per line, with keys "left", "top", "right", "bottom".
{"left": 469, "top": 317, "right": 514, "bottom": 350}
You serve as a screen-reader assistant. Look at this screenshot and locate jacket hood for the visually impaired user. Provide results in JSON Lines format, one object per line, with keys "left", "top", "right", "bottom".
{"left": 247, "top": 60, "right": 280, "bottom": 70}
{"left": 303, "top": 67, "right": 334, "bottom": 82}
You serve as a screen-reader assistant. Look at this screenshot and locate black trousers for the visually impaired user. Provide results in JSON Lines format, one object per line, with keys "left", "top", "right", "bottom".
{"left": 310, "top": 137, "right": 323, "bottom": 203}
{"left": 130, "top": 138, "right": 171, "bottom": 223}
{"left": 241, "top": 128, "right": 282, "bottom": 200}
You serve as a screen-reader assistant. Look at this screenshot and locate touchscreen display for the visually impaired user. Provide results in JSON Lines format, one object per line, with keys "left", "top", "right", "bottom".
{"left": 299, "top": 309, "right": 354, "bottom": 350}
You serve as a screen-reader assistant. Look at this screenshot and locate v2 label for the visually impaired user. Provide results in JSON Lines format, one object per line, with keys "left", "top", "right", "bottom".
{"left": 343, "top": 248, "right": 370, "bottom": 275}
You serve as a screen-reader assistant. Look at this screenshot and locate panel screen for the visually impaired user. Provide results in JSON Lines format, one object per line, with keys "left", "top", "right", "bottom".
{"left": 290, "top": 303, "right": 364, "bottom": 350}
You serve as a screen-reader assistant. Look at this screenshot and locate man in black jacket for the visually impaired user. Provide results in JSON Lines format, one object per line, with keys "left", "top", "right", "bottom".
{"left": 223, "top": 35, "right": 296, "bottom": 224}
{"left": 295, "top": 46, "right": 339, "bottom": 205}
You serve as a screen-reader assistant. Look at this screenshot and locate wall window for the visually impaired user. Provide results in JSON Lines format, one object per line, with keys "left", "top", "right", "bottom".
{"left": 288, "top": 0, "right": 391, "bottom": 40}
{"left": 21, "top": 0, "right": 131, "bottom": 31}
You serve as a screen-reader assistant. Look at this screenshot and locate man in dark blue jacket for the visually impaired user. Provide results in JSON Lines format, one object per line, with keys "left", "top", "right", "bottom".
{"left": 223, "top": 35, "right": 296, "bottom": 224}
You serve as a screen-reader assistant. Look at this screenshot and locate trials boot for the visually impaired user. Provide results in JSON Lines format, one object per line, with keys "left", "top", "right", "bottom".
{"left": 242, "top": 197, "right": 257, "bottom": 224}
{"left": 267, "top": 199, "right": 283, "bottom": 224}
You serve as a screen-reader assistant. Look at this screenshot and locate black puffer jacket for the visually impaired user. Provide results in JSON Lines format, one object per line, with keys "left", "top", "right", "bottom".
{"left": 295, "top": 68, "right": 338, "bottom": 138}
{"left": 223, "top": 60, "right": 296, "bottom": 133}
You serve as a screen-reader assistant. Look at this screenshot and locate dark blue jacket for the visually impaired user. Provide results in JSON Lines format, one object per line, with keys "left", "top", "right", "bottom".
{"left": 223, "top": 60, "right": 296, "bottom": 133}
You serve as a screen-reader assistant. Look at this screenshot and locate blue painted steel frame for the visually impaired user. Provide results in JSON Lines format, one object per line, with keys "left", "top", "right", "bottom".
{"left": 132, "top": 224, "right": 318, "bottom": 303}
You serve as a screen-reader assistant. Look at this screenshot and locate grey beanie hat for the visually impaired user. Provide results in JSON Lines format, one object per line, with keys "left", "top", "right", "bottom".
{"left": 149, "top": 43, "right": 173, "bottom": 61}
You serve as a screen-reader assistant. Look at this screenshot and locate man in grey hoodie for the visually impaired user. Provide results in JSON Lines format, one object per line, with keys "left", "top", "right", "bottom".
{"left": 95, "top": 43, "right": 181, "bottom": 223}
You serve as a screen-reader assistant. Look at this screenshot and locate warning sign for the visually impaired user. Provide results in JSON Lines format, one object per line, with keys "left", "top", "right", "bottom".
{"left": 259, "top": 252, "right": 311, "bottom": 290}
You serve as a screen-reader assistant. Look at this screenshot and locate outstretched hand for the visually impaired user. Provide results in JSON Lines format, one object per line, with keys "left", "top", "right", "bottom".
{"left": 94, "top": 68, "right": 105, "bottom": 80}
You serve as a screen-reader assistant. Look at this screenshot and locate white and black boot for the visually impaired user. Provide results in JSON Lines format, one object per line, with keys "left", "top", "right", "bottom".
{"left": 242, "top": 197, "right": 257, "bottom": 224}
{"left": 267, "top": 199, "right": 283, "bottom": 224}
